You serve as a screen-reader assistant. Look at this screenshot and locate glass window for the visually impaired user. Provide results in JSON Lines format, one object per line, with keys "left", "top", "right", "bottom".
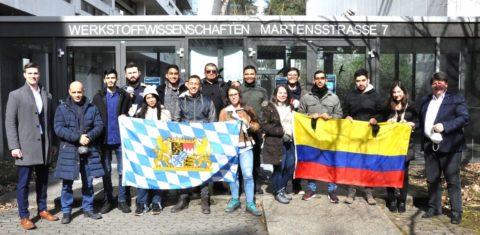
{"left": 189, "top": 39, "right": 243, "bottom": 83}
{"left": 379, "top": 38, "right": 436, "bottom": 102}
{"left": 125, "top": 46, "right": 176, "bottom": 86}
{"left": 463, "top": 39, "right": 480, "bottom": 162}
{"left": 316, "top": 46, "right": 366, "bottom": 101}
{"left": 67, "top": 47, "right": 115, "bottom": 100}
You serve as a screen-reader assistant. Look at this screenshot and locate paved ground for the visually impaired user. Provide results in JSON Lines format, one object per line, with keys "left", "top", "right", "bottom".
{"left": 0, "top": 167, "right": 477, "bottom": 234}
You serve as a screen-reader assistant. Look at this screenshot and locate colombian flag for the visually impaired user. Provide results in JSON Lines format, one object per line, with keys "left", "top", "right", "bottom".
{"left": 294, "top": 112, "right": 412, "bottom": 188}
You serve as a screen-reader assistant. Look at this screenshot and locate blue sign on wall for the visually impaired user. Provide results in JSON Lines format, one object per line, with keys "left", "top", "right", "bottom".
{"left": 326, "top": 74, "right": 336, "bottom": 93}
{"left": 144, "top": 77, "right": 161, "bottom": 86}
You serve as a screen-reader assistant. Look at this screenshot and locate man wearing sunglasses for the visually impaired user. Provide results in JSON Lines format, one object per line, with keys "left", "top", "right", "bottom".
{"left": 201, "top": 63, "right": 227, "bottom": 119}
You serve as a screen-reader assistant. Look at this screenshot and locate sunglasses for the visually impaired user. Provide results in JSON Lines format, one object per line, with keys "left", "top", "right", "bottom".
{"left": 206, "top": 70, "right": 217, "bottom": 74}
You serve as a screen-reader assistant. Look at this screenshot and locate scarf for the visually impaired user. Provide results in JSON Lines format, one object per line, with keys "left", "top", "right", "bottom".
{"left": 311, "top": 85, "right": 328, "bottom": 100}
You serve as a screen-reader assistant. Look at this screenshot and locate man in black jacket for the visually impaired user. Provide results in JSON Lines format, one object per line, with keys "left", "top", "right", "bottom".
{"left": 343, "top": 68, "right": 384, "bottom": 206}
{"left": 92, "top": 68, "right": 132, "bottom": 214}
{"left": 201, "top": 63, "right": 227, "bottom": 119}
{"left": 156, "top": 64, "right": 187, "bottom": 115}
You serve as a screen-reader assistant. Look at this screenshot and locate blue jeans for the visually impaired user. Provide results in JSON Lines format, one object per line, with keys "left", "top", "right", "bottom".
{"left": 136, "top": 188, "right": 162, "bottom": 206}
{"left": 101, "top": 144, "right": 130, "bottom": 203}
{"left": 271, "top": 142, "right": 295, "bottom": 193}
{"left": 61, "top": 158, "right": 94, "bottom": 214}
{"left": 229, "top": 148, "right": 255, "bottom": 203}
{"left": 307, "top": 180, "right": 337, "bottom": 193}
{"left": 16, "top": 165, "right": 49, "bottom": 218}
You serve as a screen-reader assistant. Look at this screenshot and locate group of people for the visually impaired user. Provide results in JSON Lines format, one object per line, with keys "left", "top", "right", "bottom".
{"left": 5, "top": 60, "right": 469, "bottom": 230}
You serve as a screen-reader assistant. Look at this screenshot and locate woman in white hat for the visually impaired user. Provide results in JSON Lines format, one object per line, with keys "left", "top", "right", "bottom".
{"left": 134, "top": 85, "right": 171, "bottom": 215}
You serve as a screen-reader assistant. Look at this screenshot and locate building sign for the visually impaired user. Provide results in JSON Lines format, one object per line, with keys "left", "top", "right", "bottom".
{"left": 66, "top": 22, "right": 389, "bottom": 37}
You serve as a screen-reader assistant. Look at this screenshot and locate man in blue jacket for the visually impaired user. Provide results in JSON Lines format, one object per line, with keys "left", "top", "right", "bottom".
{"left": 54, "top": 81, "right": 104, "bottom": 224}
{"left": 419, "top": 71, "right": 470, "bottom": 224}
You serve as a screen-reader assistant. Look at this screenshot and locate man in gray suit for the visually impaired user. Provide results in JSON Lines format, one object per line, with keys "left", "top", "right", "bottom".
{"left": 5, "top": 62, "right": 59, "bottom": 230}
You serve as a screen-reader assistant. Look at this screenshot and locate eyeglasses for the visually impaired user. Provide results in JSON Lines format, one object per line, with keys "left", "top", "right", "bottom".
{"left": 228, "top": 93, "right": 239, "bottom": 97}
{"left": 206, "top": 70, "right": 217, "bottom": 74}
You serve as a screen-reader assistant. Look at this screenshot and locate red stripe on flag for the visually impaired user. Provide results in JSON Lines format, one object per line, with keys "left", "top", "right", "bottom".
{"left": 295, "top": 162, "right": 405, "bottom": 188}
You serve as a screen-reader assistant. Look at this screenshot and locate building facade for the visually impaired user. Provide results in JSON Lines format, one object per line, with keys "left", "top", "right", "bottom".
{"left": 0, "top": 0, "right": 193, "bottom": 16}
{"left": 0, "top": 15, "right": 479, "bottom": 161}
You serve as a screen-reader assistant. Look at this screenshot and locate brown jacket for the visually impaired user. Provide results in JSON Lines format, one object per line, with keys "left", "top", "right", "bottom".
{"left": 260, "top": 102, "right": 285, "bottom": 165}
{"left": 219, "top": 105, "right": 260, "bottom": 145}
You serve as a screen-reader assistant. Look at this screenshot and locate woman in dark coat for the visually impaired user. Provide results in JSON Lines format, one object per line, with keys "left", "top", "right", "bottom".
{"left": 261, "top": 85, "right": 295, "bottom": 204}
{"left": 384, "top": 81, "right": 418, "bottom": 213}
{"left": 54, "top": 82, "right": 104, "bottom": 224}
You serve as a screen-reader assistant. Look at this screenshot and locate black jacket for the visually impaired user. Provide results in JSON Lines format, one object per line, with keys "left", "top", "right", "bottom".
{"left": 343, "top": 88, "right": 384, "bottom": 122}
{"left": 92, "top": 87, "right": 132, "bottom": 144}
{"left": 201, "top": 79, "right": 227, "bottom": 118}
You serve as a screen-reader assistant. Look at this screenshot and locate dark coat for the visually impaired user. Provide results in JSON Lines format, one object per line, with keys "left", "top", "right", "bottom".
{"left": 383, "top": 102, "right": 418, "bottom": 161}
{"left": 5, "top": 83, "right": 54, "bottom": 166}
{"left": 92, "top": 87, "right": 132, "bottom": 145}
{"left": 261, "top": 102, "right": 285, "bottom": 165}
{"left": 202, "top": 79, "right": 227, "bottom": 118}
{"left": 419, "top": 92, "right": 470, "bottom": 153}
{"left": 54, "top": 97, "right": 104, "bottom": 180}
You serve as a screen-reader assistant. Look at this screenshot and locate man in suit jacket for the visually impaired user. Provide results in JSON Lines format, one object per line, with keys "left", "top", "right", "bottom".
{"left": 5, "top": 62, "right": 59, "bottom": 230}
{"left": 419, "top": 71, "right": 470, "bottom": 224}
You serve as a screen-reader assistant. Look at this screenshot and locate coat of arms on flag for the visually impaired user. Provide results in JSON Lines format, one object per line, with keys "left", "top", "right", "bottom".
{"left": 118, "top": 116, "right": 241, "bottom": 189}
{"left": 293, "top": 112, "right": 412, "bottom": 188}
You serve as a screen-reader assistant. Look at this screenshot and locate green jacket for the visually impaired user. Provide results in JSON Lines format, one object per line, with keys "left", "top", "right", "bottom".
{"left": 298, "top": 91, "right": 343, "bottom": 118}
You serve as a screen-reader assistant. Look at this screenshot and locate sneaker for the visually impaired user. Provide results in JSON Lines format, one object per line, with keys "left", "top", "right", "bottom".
{"left": 135, "top": 203, "right": 146, "bottom": 216}
{"left": 118, "top": 201, "right": 131, "bottom": 213}
{"left": 366, "top": 194, "right": 377, "bottom": 205}
{"left": 302, "top": 190, "right": 316, "bottom": 201}
{"left": 246, "top": 202, "right": 262, "bottom": 216}
{"left": 344, "top": 194, "right": 355, "bottom": 204}
{"left": 275, "top": 191, "right": 290, "bottom": 204}
{"left": 283, "top": 192, "right": 293, "bottom": 201}
{"left": 152, "top": 203, "right": 162, "bottom": 215}
{"left": 327, "top": 191, "right": 339, "bottom": 203}
{"left": 225, "top": 198, "right": 241, "bottom": 213}
{"left": 298, "top": 190, "right": 305, "bottom": 195}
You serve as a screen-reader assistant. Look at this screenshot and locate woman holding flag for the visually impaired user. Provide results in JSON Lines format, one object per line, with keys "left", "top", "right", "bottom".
{"left": 219, "top": 86, "right": 262, "bottom": 216}
{"left": 261, "top": 85, "right": 295, "bottom": 204}
{"left": 133, "top": 85, "right": 171, "bottom": 215}
{"left": 384, "top": 81, "right": 417, "bottom": 213}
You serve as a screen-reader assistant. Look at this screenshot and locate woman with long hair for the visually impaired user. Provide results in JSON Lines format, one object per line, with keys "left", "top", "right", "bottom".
{"left": 219, "top": 86, "right": 262, "bottom": 216}
{"left": 385, "top": 81, "right": 417, "bottom": 213}
{"left": 261, "top": 85, "right": 295, "bottom": 204}
{"left": 134, "top": 85, "right": 171, "bottom": 215}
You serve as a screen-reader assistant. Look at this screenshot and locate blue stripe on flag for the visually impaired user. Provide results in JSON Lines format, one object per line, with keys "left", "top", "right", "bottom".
{"left": 296, "top": 145, "right": 405, "bottom": 172}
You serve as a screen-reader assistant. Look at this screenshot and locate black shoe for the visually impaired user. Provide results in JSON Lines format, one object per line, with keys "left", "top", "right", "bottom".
{"left": 451, "top": 213, "right": 462, "bottom": 224}
{"left": 397, "top": 201, "right": 406, "bottom": 213}
{"left": 171, "top": 197, "right": 189, "bottom": 213}
{"left": 61, "top": 213, "right": 71, "bottom": 224}
{"left": 152, "top": 203, "right": 162, "bottom": 215}
{"left": 118, "top": 201, "right": 131, "bottom": 213}
{"left": 422, "top": 209, "right": 442, "bottom": 218}
{"left": 388, "top": 200, "right": 397, "bottom": 212}
{"left": 135, "top": 203, "right": 146, "bottom": 216}
{"left": 84, "top": 211, "right": 102, "bottom": 220}
{"left": 100, "top": 202, "right": 114, "bottom": 214}
{"left": 201, "top": 197, "right": 211, "bottom": 214}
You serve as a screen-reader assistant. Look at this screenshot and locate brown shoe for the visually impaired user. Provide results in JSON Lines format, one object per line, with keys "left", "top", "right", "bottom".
{"left": 39, "top": 210, "right": 59, "bottom": 221}
{"left": 366, "top": 195, "right": 377, "bottom": 205}
{"left": 20, "top": 218, "right": 36, "bottom": 230}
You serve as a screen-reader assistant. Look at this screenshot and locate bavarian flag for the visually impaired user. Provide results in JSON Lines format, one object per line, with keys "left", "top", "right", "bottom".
{"left": 119, "top": 116, "right": 241, "bottom": 190}
{"left": 293, "top": 112, "right": 412, "bottom": 188}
